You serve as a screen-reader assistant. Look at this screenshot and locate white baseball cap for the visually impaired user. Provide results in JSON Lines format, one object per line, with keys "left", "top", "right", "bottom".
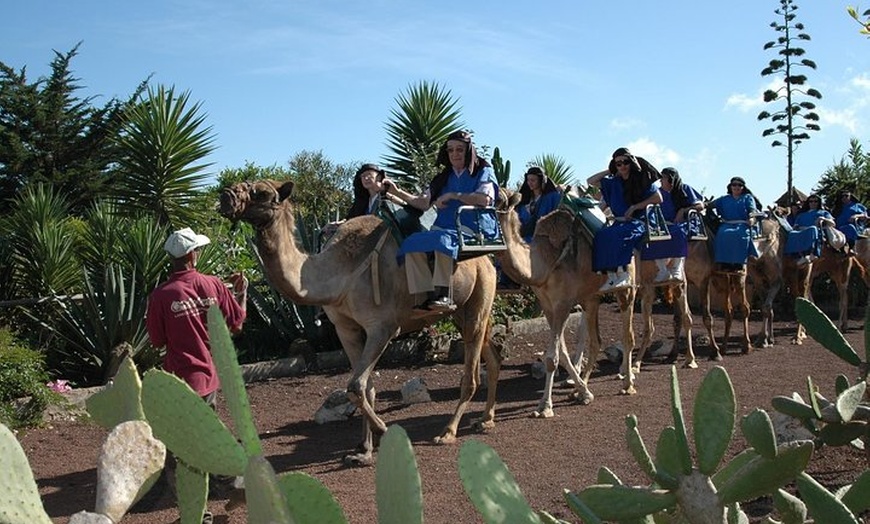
{"left": 164, "top": 227, "right": 211, "bottom": 258}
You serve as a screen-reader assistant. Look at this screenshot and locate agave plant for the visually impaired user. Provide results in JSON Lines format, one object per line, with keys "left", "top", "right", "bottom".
{"left": 528, "top": 153, "right": 576, "bottom": 189}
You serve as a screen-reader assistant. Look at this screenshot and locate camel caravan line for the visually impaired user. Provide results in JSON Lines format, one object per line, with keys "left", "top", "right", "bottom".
{"left": 219, "top": 179, "right": 869, "bottom": 465}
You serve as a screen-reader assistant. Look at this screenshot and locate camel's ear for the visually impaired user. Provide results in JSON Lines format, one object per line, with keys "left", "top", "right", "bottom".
{"left": 277, "top": 180, "right": 294, "bottom": 202}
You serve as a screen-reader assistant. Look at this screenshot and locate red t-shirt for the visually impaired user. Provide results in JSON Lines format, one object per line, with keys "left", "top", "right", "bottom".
{"left": 146, "top": 269, "right": 246, "bottom": 396}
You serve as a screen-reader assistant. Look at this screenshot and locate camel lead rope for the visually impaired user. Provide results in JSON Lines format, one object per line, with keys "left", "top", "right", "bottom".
{"left": 370, "top": 230, "right": 389, "bottom": 306}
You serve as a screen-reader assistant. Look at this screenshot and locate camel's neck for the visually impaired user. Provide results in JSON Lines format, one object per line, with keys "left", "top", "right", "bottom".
{"left": 255, "top": 212, "right": 343, "bottom": 305}
{"left": 497, "top": 211, "right": 541, "bottom": 285}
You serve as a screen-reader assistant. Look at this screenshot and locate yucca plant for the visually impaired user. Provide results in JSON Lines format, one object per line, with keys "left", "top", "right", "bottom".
{"left": 112, "top": 84, "right": 216, "bottom": 228}
{"left": 528, "top": 153, "right": 576, "bottom": 188}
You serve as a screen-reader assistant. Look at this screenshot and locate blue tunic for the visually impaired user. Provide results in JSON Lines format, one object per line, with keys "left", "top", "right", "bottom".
{"left": 397, "top": 167, "right": 498, "bottom": 259}
{"left": 711, "top": 193, "right": 760, "bottom": 265}
{"left": 835, "top": 202, "right": 867, "bottom": 244}
{"left": 784, "top": 209, "right": 832, "bottom": 257}
{"left": 592, "top": 176, "right": 655, "bottom": 272}
{"left": 640, "top": 183, "right": 703, "bottom": 260}
{"left": 517, "top": 190, "right": 561, "bottom": 243}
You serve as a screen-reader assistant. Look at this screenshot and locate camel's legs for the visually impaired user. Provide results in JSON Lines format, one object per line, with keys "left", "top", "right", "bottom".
{"left": 477, "top": 321, "right": 502, "bottom": 430}
{"left": 672, "top": 282, "right": 697, "bottom": 369}
{"left": 755, "top": 277, "right": 781, "bottom": 348}
{"left": 336, "top": 322, "right": 394, "bottom": 466}
{"left": 579, "top": 300, "right": 603, "bottom": 388}
{"left": 835, "top": 260, "right": 852, "bottom": 332}
{"left": 617, "top": 287, "right": 637, "bottom": 395}
{"left": 634, "top": 282, "right": 656, "bottom": 374}
{"left": 722, "top": 276, "right": 734, "bottom": 355}
{"left": 734, "top": 274, "right": 751, "bottom": 354}
{"left": 701, "top": 278, "right": 722, "bottom": 361}
{"left": 435, "top": 320, "right": 485, "bottom": 444}
{"left": 532, "top": 299, "right": 589, "bottom": 418}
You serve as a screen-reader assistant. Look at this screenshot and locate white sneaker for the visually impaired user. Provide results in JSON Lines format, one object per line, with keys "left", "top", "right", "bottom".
{"left": 654, "top": 258, "right": 671, "bottom": 283}
{"left": 670, "top": 257, "right": 685, "bottom": 281}
{"left": 598, "top": 272, "right": 617, "bottom": 293}
{"left": 796, "top": 254, "right": 812, "bottom": 267}
{"left": 609, "top": 270, "right": 633, "bottom": 291}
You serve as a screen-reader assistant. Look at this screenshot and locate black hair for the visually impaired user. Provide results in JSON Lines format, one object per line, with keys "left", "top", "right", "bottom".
{"left": 518, "top": 166, "right": 558, "bottom": 205}
{"left": 346, "top": 163, "right": 386, "bottom": 219}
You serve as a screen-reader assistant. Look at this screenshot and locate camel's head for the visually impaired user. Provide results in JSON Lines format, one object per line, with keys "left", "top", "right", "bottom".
{"left": 495, "top": 187, "right": 522, "bottom": 213}
{"left": 219, "top": 179, "right": 295, "bottom": 229}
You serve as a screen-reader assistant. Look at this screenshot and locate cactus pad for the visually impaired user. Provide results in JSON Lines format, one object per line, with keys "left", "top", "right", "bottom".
{"left": 279, "top": 472, "right": 347, "bottom": 524}
{"left": 693, "top": 366, "right": 736, "bottom": 475}
{"left": 175, "top": 460, "right": 208, "bottom": 524}
{"left": 85, "top": 356, "right": 145, "bottom": 429}
{"left": 375, "top": 425, "right": 422, "bottom": 524}
{"left": 459, "top": 439, "right": 541, "bottom": 524}
{"left": 0, "top": 423, "right": 53, "bottom": 524}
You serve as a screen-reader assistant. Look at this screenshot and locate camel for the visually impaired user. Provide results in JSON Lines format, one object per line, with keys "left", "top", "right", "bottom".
{"left": 686, "top": 212, "right": 782, "bottom": 356}
{"left": 495, "top": 191, "right": 637, "bottom": 419}
{"left": 633, "top": 257, "right": 697, "bottom": 372}
{"left": 809, "top": 244, "right": 854, "bottom": 331}
{"left": 782, "top": 254, "right": 813, "bottom": 345}
{"left": 219, "top": 180, "right": 501, "bottom": 466}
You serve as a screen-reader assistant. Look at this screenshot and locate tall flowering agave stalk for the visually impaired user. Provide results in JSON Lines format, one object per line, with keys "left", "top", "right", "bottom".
{"left": 565, "top": 365, "right": 814, "bottom": 523}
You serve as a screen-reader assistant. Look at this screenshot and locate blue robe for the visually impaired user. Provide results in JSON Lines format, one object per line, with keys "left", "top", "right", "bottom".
{"left": 711, "top": 193, "right": 760, "bottom": 265}
{"left": 784, "top": 209, "right": 832, "bottom": 258}
{"left": 835, "top": 201, "right": 867, "bottom": 245}
{"left": 592, "top": 176, "right": 656, "bottom": 272}
{"left": 517, "top": 190, "right": 561, "bottom": 242}
{"left": 640, "top": 183, "right": 703, "bottom": 260}
{"left": 397, "top": 167, "right": 498, "bottom": 260}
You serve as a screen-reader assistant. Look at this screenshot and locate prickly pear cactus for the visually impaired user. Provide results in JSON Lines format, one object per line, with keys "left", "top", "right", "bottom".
{"left": 86, "top": 355, "right": 145, "bottom": 429}
{"left": 0, "top": 423, "right": 53, "bottom": 524}
{"left": 459, "top": 439, "right": 542, "bottom": 524}
{"left": 773, "top": 298, "right": 869, "bottom": 461}
{"left": 376, "top": 425, "right": 422, "bottom": 524}
{"left": 567, "top": 366, "right": 813, "bottom": 523}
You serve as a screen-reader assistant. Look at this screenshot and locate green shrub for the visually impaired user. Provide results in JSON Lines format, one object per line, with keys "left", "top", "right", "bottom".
{"left": 0, "top": 328, "right": 53, "bottom": 429}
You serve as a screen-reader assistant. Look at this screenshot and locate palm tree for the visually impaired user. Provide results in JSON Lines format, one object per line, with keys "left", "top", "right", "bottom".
{"left": 383, "top": 80, "right": 464, "bottom": 189}
{"left": 528, "top": 153, "right": 576, "bottom": 188}
{"left": 112, "top": 85, "right": 216, "bottom": 228}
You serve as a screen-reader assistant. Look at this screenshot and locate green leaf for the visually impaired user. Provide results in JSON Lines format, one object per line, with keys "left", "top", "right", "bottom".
{"left": 573, "top": 485, "right": 676, "bottom": 520}
{"left": 278, "top": 472, "right": 347, "bottom": 524}
{"left": 817, "top": 422, "right": 867, "bottom": 446}
{"left": 563, "top": 489, "right": 603, "bottom": 524}
{"left": 175, "top": 460, "right": 208, "bottom": 524}
{"left": 718, "top": 442, "right": 813, "bottom": 504}
{"left": 795, "top": 298, "right": 861, "bottom": 366}
{"left": 245, "top": 455, "right": 293, "bottom": 524}
{"left": 741, "top": 409, "right": 777, "bottom": 459}
{"left": 840, "top": 469, "right": 870, "bottom": 515}
{"left": 596, "top": 466, "right": 622, "bottom": 485}
{"left": 713, "top": 449, "right": 760, "bottom": 490}
{"left": 654, "top": 427, "right": 682, "bottom": 487}
{"left": 796, "top": 472, "right": 860, "bottom": 524}
{"left": 771, "top": 396, "right": 816, "bottom": 420}
{"left": 668, "top": 366, "right": 693, "bottom": 475}
{"left": 834, "top": 374, "right": 850, "bottom": 396}
{"left": 86, "top": 355, "right": 145, "bottom": 429}
{"left": 808, "top": 376, "right": 823, "bottom": 419}
{"left": 376, "top": 426, "right": 423, "bottom": 524}
{"left": 458, "top": 440, "right": 541, "bottom": 524}
{"left": 772, "top": 488, "right": 807, "bottom": 523}
{"left": 694, "top": 366, "right": 736, "bottom": 474}
{"left": 835, "top": 382, "right": 867, "bottom": 422}
{"left": 208, "top": 305, "right": 262, "bottom": 456}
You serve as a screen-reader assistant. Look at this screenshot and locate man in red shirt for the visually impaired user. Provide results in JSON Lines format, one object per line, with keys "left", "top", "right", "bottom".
{"left": 147, "top": 227, "right": 247, "bottom": 404}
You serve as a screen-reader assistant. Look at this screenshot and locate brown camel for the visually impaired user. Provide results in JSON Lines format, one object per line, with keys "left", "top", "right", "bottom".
{"left": 809, "top": 243, "right": 853, "bottom": 331}
{"left": 782, "top": 254, "right": 813, "bottom": 345}
{"left": 495, "top": 191, "right": 637, "bottom": 419}
{"left": 219, "top": 180, "right": 501, "bottom": 466}
{"left": 746, "top": 213, "right": 784, "bottom": 348}
{"left": 634, "top": 258, "right": 697, "bottom": 372}
{"left": 686, "top": 212, "right": 781, "bottom": 356}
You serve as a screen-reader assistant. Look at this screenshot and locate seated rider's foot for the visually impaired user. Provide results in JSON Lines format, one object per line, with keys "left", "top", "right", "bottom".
{"left": 796, "top": 254, "right": 812, "bottom": 267}
{"left": 599, "top": 270, "right": 632, "bottom": 293}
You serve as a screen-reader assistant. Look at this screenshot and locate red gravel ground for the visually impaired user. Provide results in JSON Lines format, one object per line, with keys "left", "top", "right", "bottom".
{"left": 17, "top": 303, "right": 870, "bottom": 523}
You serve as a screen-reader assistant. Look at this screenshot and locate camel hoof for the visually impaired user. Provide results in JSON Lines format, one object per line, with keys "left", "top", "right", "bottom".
{"left": 557, "top": 379, "right": 576, "bottom": 389}
{"left": 573, "top": 391, "right": 594, "bottom": 405}
{"left": 531, "top": 408, "right": 554, "bottom": 419}
{"left": 631, "top": 364, "right": 642, "bottom": 375}
{"left": 710, "top": 353, "right": 723, "bottom": 362}
{"left": 619, "top": 386, "right": 637, "bottom": 396}
{"left": 683, "top": 360, "right": 698, "bottom": 369}
{"left": 343, "top": 452, "right": 375, "bottom": 468}
{"left": 433, "top": 432, "right": 457, "bottom": 445}
{"left": 790, "top": 337, "right": 803, "bottom": 346}
{"left": 741, "top": 346, "right": 752, "bottom": 355}
{"left": 473, "top": 418, "right": 496, "bottom": 432}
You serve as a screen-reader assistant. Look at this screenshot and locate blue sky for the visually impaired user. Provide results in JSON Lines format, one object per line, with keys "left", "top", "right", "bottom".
{"left": 3, "top": 1, "right": 869, "bottom": 206}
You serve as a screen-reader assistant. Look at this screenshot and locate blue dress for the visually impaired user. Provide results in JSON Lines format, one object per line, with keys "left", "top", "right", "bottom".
{"left": 784, "top": 209, "right": 832, "bottom": 258}
{"left": 640, "top": 183, "right": 703, "bottom": 260}
{"left": 835, "top": 201, "right": 867, "bottom": 245}
{"left": 397, "top": 167, "right": 498, "bottom": 259}
{"left": 711, "top": 193, "right": 760, "bottom": 265}
{"left": 592, "top": 176, "right": 656, "bottom": 272}
{"left": 517, "top": 190, "right": 561, "bottom": 243}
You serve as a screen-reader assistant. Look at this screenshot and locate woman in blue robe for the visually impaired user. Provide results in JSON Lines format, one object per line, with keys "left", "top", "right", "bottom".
{"left": 832, "top": 190, "right": 868, "bottom": 250}
{"left": 387, "top": 131, "right": 498, "bottom": 312}
{"left": 784, "top": 194, "right": 835, "bottom": 265}
{"left": 587, "top": 147, "right": 662, "bottom": 293}
{"left": 517, "top": 166, "right": 561, "bottom": 243}
{"left": 710, "top": 176, "right": 761, "bottom": 271}
{"left": 640, "top": 167, "right": 704, "bottom": 282}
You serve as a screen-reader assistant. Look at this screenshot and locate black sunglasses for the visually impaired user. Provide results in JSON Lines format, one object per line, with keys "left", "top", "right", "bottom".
{"left": 614, "top": 160, "right": 631, "bottom": 167}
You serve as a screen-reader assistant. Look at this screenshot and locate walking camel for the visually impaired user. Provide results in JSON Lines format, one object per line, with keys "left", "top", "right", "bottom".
{"left": 495, "top": 191, "right": 637, "bottom": 419}
{"left": 219, "top": 179, "right": 501, "bottom": 466}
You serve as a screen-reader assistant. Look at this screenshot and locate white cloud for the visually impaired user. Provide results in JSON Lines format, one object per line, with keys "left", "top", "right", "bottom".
{"left": 819, "top": 107, "right": 859, "bottom": 134}
{"left": 609, "top": 117, "right": 644, "bottom": 132}
{"left": 626, "top": 138, "right": 681, "bottom": 168}
{"left": 725, "top": 79, "right": 783, "bottom": 112}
